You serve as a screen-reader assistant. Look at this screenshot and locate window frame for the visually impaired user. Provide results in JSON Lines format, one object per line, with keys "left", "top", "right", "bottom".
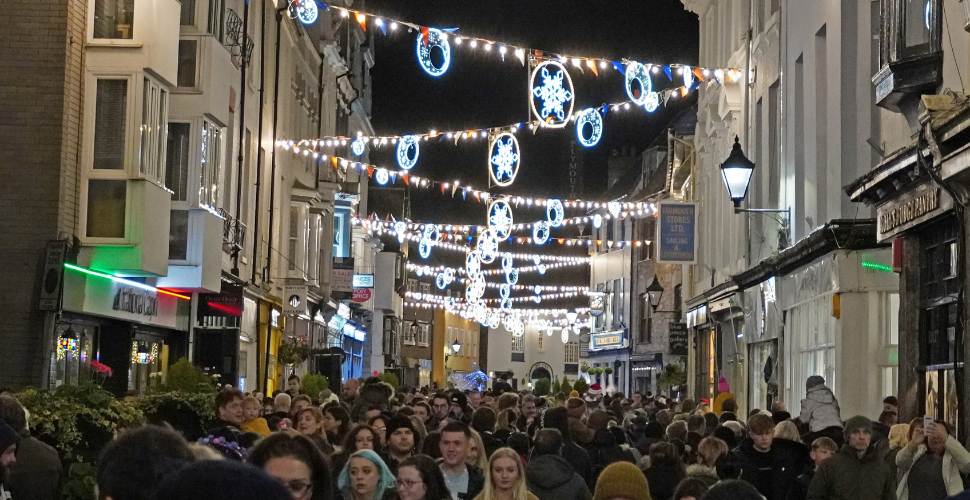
{"left": 165, "top": 121, "right": 193, "bottom": 205}
{"left": 418, "top": 324, "right": 430, "bottom": 347}
{"left": 199, "top": 118, "right": 224, "bottom": 210}
{"left": 565, "top": 341, "right": 580, "bottom": 363}
{"left": 286, "top": 202, "right": 310, "bottom": 278}
{"left": 139, "top": 77, "right": 169, "bottom": 186}
{"left": 90, "top": 0, "right": 137, "bottom": 44}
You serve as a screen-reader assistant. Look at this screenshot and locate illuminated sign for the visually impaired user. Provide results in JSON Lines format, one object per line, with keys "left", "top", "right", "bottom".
{"left": 352, "top": 274, "right": 375, "bottom": 288}
{"left": 590, "top": 330, "right": 626, "bottom": 351}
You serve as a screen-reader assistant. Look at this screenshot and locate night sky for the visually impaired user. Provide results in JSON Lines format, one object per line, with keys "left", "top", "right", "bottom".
{"left": 360, "top": 0, "right": 699, "bottom": 296}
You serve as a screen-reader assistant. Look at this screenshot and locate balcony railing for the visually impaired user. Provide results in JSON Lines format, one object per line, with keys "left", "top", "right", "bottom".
{"left": 217, "top": 208, "right": 246, "bottom": 253}
{"left": 225, "top": 9, "right": 255, "bottom": 65}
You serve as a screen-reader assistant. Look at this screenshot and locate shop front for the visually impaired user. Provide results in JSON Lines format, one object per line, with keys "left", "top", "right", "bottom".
{"left": 56, "top": 264, "right": 190, "bottom": 395}
{"left": 586, "top": 329, "right": 630, "bottom": 395}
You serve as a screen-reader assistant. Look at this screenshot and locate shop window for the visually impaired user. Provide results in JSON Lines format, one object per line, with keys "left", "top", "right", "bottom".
{"left": 93, "top": 79, "right": 128, "bottom": 170}
{"left": 177, "top": 40, "right": 199, "bottom": 88}
{"left": 139, "top": 77, "right": 168, "bottom": 185}
{"left": 50, "top": 324, "right": 96, "bottom": 389}
{"left": 94, "top": 0, "right": 134, "bottom": 39}
{"left": 129, "top": 339, "right": 162, "bottom": 394}
{"left": 166, "top": 122, "right": 191, "bottom": 201}
{"left": 86, "top": 179, "right": 127, "bottom": 238}
{"left": 199, "top": 120, "right": 222, "bottom": 209}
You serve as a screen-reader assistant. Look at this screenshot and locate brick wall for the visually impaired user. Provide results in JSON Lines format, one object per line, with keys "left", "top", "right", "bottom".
{"left": 0, "top": 0, "right": 81, "bottom": 388}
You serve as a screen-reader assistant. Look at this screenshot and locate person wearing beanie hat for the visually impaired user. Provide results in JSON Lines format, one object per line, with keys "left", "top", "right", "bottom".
{"left": 592, "top": 461, "right": 651, "bottom": 500}
{"left": 385, "top": 413, "right": 419, "bottom": 473}
{"left": 808, "top": 415, "right": 896, "bottom": 500}
{"left": 565, "top": 398, "right": 594, "bottom": 445}
{"left": 152, "top": 459, "right": 291, "bottom": 500}
{"left": 712, "top": 377, "right": 736, "bottom": 415}
{"left": 569, "top": 390, "right": 579, "bottom": 398}
{"left": 799, "top": 375, "right": 844, "bottom": 448}
{"left": 0, "top": 421, "right": 20, "bottom": 500}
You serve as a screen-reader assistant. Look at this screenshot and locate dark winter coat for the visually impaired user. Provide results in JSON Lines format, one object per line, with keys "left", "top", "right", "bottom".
{"left": 645, "top": 461, "right": 685, "bottom": 500}
{"left": 480, "top": 430, "right": 505, "bottom": 458}
{"left": 525, "top": 454, "right": 591, "bottom": 500}
{"left": 562, "top": 440, "right": 594, "bottom": 489}
{"left": 8, "top": 435, "right": 62, "bottom": 500}
{"left": 350, "top": 380, "right": 395, "bottom": 422}
{"left": 730, "top": 437, "right": 811, "bottom": 500}
{"left": 807, "top": 445, "right": 895, "bottom": 500}
{"left": 582, "top": 429, "right": 636, "bottom": 487}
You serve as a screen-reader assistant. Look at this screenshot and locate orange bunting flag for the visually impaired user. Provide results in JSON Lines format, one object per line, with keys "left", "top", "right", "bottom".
{"left": 402, "top": 174, "right": 409, "bottom": 185}
{"left": 693, "top": 67, "right": 705, "bottom": 81}
{"left": 597, "top": 240, "right": 602, "bottom": 246}
{"left": 587, "top": 60, "right": 598, "bottom": 76}
{"left": 331, "top": 157, "right": 339, "bottom": 169}
{"left": 441, "top": 184, "right": 447, "bottom": 194}
{"left": 474, "top": 192, "right": 481, "bottom": 201}
{"left": 366, "top": 166, "right": 374, "bottom": 177}
{"left": 421, "top": 27, "right": 430, "bottom": 47}
{"left": 355, "top": 13, "right": 367, "bottom": 31}
{"left": 558, "top": 239, "right": 565, "bottom": 244}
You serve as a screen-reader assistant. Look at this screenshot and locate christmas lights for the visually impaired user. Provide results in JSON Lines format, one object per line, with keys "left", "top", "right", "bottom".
{"left": 489, "top": 133, "right": 520, "bottom": 187}
{"left": 290, "top": 0, "right": 318, "bottom": 25}
{"left": 397, "top": 135, "right": 419, "bottom": 170}
{"left": 547, "top": 199, "right": 565, "bottom": 227}
{"left": 488, "top": 200, "right": 513, "bottom": 239}
{"left": 576, "top": 108, "right": 603, "bottom": 147}
{"left": 375, "top": 168, "right": 389, "bottom": 185}
{"left": 416, "top": 28, "right": 451, "bottom": 77}
{"left": 625, "top": 61, "right": 660, "bottom": 111}
{"left": 531, "top": 61, "right": 574, "bottom": 128}
{"left": 533, "top": 220, "right": 550, "bottom": 245}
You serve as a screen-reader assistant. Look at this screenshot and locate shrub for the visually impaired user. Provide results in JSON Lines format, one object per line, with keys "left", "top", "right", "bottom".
{"left": 604, "top": 366, "right": 613, "bottom": 374}
{"left": 561, "top": 377, "right": 573, "bottom": 395}
{"left": 534, "top": 378, "right": 551, "bottom": 396}
{"left": 158, "top": 358, "right": 218, "bottom": 394}
{"left": 378, "top": 372, "right": 400, "bottom": 391}
{"left": 552, "top": 377, "right": 562, "bottom": 394}
{"left": 573, "top": 378, "right": 589, "bottom": 396}
{"left": 301, "top": 373, "right": 329, "bottom": 402}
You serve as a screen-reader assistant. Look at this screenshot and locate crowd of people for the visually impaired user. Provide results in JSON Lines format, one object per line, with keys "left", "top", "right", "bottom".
{"left": 1, "top": 373, "right": 970, "bottom": 500}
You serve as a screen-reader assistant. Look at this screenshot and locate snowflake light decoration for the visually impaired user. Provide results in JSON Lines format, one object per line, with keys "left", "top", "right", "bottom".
{"left": 499, "top": 284, "right": 511, "bottom": 298}
{"left": 351, "top": 137, "right": 366, "bottom": 156}
{"left": 533, "top": 220, "right": 550, "bottom": 245}
{"left": 608, "top": 201, "right": 621, "bottom": 218}
{"left": 508, "top": 317, "right": 525, "bottom": 337}
{"left": 546, "top": 199, "right": 564, "bottom": 227}
{"left": 506, "top": 268, "right": 519, "bottom": 285}
{"left": 488, "top": 312, "right": 501, "bottom": 329}
{"left": 466, "top": 273, "right": 486, "bottom": 301}
{"left": 501, "top": 297, "right": 513, "bottom": 312}
{"left": 375, "top": 169, "right": 390, "bottom": 186}
{"left": 561, "top": 327, "right": 570, "bottom": 344}
{"left": 423, "top": 224, "right": 440, "bottom": 245}
{"left": 477, "top": 230, "right": 498, "bottom": 264}
{"left": 474, "top": 304, "right": 489, "bottom": 325}
{"left": 488, "top": 200, "right": 513, "bottom": 239}
{"left": 436, "top": 273, "right": 449, "bottom": 289}
{"left": 501, "top": 255, "right": 514, "bottom": 272}
{"left": 625, "top": 61, "right": 660, "bottom": 112}
{"left": 416, "top": 28, "right": 451, "bottom": 77}
{"left": 488, "top": 133, "right": 521, "bottom": 186}
{"left": 530, "top": 61, "right": 575, "bottom": 129}
{"left": 290, "top": 0, "right": 318, "bottom": 25}
{"left": 593, "top": 213, "right": 603, "bottom": 229}
{"left": 394, "top": 221, "right": 407, "bottom": 244}
{"left": 466, "top": 251, "right": 482, "bottom": 276}
{"left": 418, "top": 238, "right": 432, "bottom": 259}
{"left": 397, "top": 135, "right": 420, "bottom": 170}
{"left": 576, "top": 108, "right": 603, "bottom": 148}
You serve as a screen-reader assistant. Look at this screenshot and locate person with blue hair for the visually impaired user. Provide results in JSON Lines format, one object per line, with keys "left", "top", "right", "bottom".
{"left": 337, "top": 449, "right": 397, "bottom": 500}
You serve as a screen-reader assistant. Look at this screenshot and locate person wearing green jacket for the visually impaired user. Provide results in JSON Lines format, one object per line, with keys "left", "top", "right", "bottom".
{"left": 807, "top": 416, "right": 895, "bottom": 500}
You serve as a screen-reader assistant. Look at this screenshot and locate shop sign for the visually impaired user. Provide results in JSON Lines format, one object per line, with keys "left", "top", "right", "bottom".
{"left": 669, "top": 322, "right": 688, "bottom": 356}
{"left": 113, "top": 287, "right": 158, "bottom": 316}
{"left": 39, "top": 241, "right": 68, "bottom": 311}
{"left": 588, "top": 291, "right": 606, "bottom": 317}
{"left": 283, "top": 285, "right": 308, "bottom": 315}
{"left": 63, "top": 271, "right": 184, "bottom": 330}
{"left": 590, "top": 330, "right": 626, "bottom": 351}
{"left": 198, "top": 283, "right": 243, "bottom": 318}
{"left": 352, "top": 274, "right": 374, "bottom": 288}
{"left": 877, "top": 182, "right": 952, "bottom": 241}
{"left": 351, "top": 288, "right": 372, "bottom": 302}
{"left": 657, "top": 201, "right": 698, "bottom": 264}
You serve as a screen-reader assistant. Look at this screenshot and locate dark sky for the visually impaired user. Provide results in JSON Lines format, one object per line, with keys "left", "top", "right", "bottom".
{"left": 360, "top": 0, "right": 699, "bottom": 297}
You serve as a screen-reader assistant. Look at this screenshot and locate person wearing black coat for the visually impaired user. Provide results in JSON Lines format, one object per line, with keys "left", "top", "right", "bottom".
{"left": 730, "top": 415, "right": 811, "bottom": 500}
{"left": 542, "top": 406, "right": 594, "bottom": 489}
{"left": 526, "top": 430, "right": 590, "bottom": 500}
{"left": 582, "top": 410, "right": 636, "bottom": 487}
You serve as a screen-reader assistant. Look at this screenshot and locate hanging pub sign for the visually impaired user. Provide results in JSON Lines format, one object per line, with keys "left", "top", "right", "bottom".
{"left": 588, "top": 291, "right": 606, "bottom": 317}
{"left": 198, "top": 283, "right": 244, "bottom": 318}
{"left": 657, "top": 201, "right": 698, "bottom": 264}
{"left": 668, "top": 322, "right": 688, "bottom": 356}
{"left": 283, "top": 285, "right": 308, "bottom": 316}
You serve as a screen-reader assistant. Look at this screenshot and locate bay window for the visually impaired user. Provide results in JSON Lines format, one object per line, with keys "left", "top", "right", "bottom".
{"left": 139, "top": 78, "right": 168, "bottom": 185}
{"left": 166, "top": 122, "right": 191, "bottom": 201}
{"left": 93, "top": 79, "right": 127, "bottom": 171}
{"left": 288, "top": 202, "right": 310, "bottom": 278}
{"left": 199, "top": 120, "right": 222, "bottom": 209}
{"left": 874, "top": 0, "right": 942, "bottom": 111}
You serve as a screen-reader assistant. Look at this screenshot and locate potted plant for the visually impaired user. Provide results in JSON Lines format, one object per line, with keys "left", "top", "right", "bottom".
{"left": 603, "top": 366, "right": 614, "bottom": 392}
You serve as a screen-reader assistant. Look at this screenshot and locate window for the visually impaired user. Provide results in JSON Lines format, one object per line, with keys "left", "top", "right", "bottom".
{"left": 177, "top": 40, "right": 198, "bottom": 88}
{"left": 612, "top": 278, "right": 624, "bottom": 328}
{"left": 94, "top": 0, "right": 134, "bottom": 39}
{"left": 639, "top": 294, "right": 651, "bottom": 343}
{"left": 403, "top": 321, "right": 416, "bottom": 346}
{"left": 565, "top": 341, "right": 580, "bottom": 363}
{"left": 166, "top": 123, "right": 191, "bottom": 201}
{"left": 180, "top": 0, "right": 196, "bottom": 25}
{"left": 208, "top": 0, "right": 226, "bottom": 43}
{"left": 93, "top": 79, "right": 128, "bottom": 170}
{"left": 287, "top": 203, "right": 308, "bottom": 275}
{"left": 512, "top": 336, "right": 524, "bottom": 353}
{"left": 538, "top": 333, "right": 545, "bottom": 352}
{"left": 407, "top": 279, "right": 418, "bottom": 293}
{"left": 169, "top": 209, "right": 189, "bottom": 260}
{"left": 139, "top": 78, "right": 168, "bottom": 184}
{"left": 86, "top": 180, "right": 127, "bottom": 238}
{"left": 418, "top": 324, "right": 430, "bottom": 347}
{"left": 199, "top": 120, "right": 222, "bottom": 208}
{"left": 421, "top": 282, "right": 431, "bottom": 296}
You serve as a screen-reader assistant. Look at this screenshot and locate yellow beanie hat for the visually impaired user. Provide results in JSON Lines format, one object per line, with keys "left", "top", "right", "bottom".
{"left": 593, "top": 462, "right": 651, "bottom": 500}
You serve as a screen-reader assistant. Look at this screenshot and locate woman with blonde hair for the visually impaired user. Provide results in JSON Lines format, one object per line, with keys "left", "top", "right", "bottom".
{"left": 886, "top": 422, "right": 910, "bottom": 479}
{"left": 773, "top": 420, "right": 801, "bottom": 442}
{"left": 468, "top": 429, "right": 490, "bottom": 471}
{"left": 473, "top": 447, "right": 537, "bottom": 500}
{"left": 687, "top": 437, "right": 728, "bottom": 479}
{"left": 295, "top": 406, "right": 334, "bottom": 455}
{"left": 241, "top": 395, "right": 272, "bottom": 437}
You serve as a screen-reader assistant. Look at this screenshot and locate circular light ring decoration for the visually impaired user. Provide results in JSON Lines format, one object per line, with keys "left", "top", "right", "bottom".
{"left": 683, "top": 65, "right": 694, "bottom": 89}
{"left": 423, "top": 224, "right": 440, "bottom": 245}
{"left": 396, "top": 135, "right": 420, "bottom": 170}
{"left": 351, "top": 137, "right": 366, "bottom": 156}
{"left": 530, "top": 60, "right": 575, "bottom": 129}
{"left": 499, "top": 284, "right": 511, "bottom": 299}
{"left": 592, "top": 213, "right": 603, "bottom": 229}
{"left": 291, "top": 0, "right": 318, "bottom": 25}
{"left": 436, "top": 273, "right": 449, "bottom": 289}
{"left": 576, "top": 108, "right": 603, "bottom": 148}
{"left": 533, "top": 220, "right": 550, "bottom": 245}
{"left": 500, "top": 297, "right": 513, "bottom": 312}
{"left": 394, "top": 221, "right": 407, "bottom": 244}
{"left": 488, "top": 199, "right": 514, "bottom": 239}
{"left": 444, "top": 267, "right": 456, "bottom": 281}
{"left": 546, "top": 199, "right": 564, "bottom": 227}
{"left": 501, "top": 255, "right": 514, "bottom": 272}
{"left": 561, "top": 327, "right": 570, "bottom": 344}
{"left": 415, "top": 28, "right": 451, "bottom": 77}
{"left": 477, "top": 230, "right": 498, "bottom": 264}
{"left": 625, "top": 61, "right": 656, "bottom": 105}
{"left": 643, "top": 91, "right": 661, "bottom": 113}
{"left": 474, "top": 304, "right": 489, "bottom": 325}
{"left": 505, "top": 268, "right": 519, "bottom": 285}
{"left": 488, "top": 133, "right": 521, "bottom": 186}
{"left": 466, "top": 274, "right": 486, "bottom": 302}
{"left": 488, "top": 312, "right": 501, "bottom": 329}
{"left": 532, "top": 295, "right": 542, "bottom": 303}
{"left": 608, "top": 201, "right": 621, "bottom": 218}
{"left": 466, "top": 251, "right": 482, "bottom": 275}
{"left": 418, "top": 238, "right": 433, "bottom": 259}
{"left": 375, "top": 168, "right": 390, "bottom": 186}
{"left": 509, "top": 318, "right": 525, "bottom": 337}
{"left": 538, "top": 264, "right": 547, "bottom": 275}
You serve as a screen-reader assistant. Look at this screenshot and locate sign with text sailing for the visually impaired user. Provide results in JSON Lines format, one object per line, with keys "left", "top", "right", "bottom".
{"left": 657, "top": 201, "right": 698, "bottom": 264}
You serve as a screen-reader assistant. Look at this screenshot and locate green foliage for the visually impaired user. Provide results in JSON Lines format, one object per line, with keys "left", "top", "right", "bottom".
{"left": 561, "top": 376, "right": 573, "bottom": 395}
{"left": 580, "top": 365, "right": 589, "bottom": 373}
{"left": 552, "top": 377, "right": 562, "bottom": 394}
{"left": 133, "top": 390, "right": 216, "bottom": 439}
{"left": 534, "top": 377, "right": 551, "bottom": 396}
{"left": 604, "top": 366, "right": 613, "bottom": 374}
{"left": 658, "top": 365, "right": 687, "bottom": 394}
{"left": 573, "top": 378, "right": 589, "bottom": 396}
{"left": 378, "top": 372, "right": 400, "bottom": 391}
{"left": 158, "top": 358, "right": 218, "bottom": 394}
{"left": 16, "top": 382, "right": 142, "bottom": 461}
{"left": 301, "top": 373, "right": 329, "bottom": 401}
{"left": 62, "top": 460, "right": 97, "bottom": 500}
{"left": 277, "top": 340, "right": 310, "bottom": 366}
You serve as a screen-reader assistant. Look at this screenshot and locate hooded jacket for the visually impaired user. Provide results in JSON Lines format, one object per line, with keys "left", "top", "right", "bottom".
{"left": 582, "top": 428, "right": 636, "bottom": 486}
{"left": 730, "top": 437, "right": 810, "bottom": 500}
{"left": 799, "top": 384, "right": 842, "bottom": 432}
{"left": 350, "top": 379, "right": 394, "bottom": 422}
{"left": 807, "top": 445, "right": 895, "bottom": 500}
{"left": 895, "top": 436, "right": 970, "bottom": 500}
{"left": 525, "top": 454, "right": 591, "bottom": 500}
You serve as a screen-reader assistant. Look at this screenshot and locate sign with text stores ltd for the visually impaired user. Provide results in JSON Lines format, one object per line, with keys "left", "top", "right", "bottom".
{"left": 657, "top": 202, "right": 698, "bottom": 264}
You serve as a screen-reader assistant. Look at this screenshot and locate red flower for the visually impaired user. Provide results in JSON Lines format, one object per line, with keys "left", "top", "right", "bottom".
{"left": 89, "top": 360, "right": 113, "bottom": 377}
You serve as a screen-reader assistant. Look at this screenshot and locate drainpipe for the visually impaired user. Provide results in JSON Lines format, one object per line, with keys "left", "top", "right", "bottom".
{"left": 251, "top": 0, "right": 268, "bottom": 285}
{"left": 263, "top": 5, "right": 285, "bottom": 391}
{"left": 232, "top": 0, "right": 250, "bottom": 276}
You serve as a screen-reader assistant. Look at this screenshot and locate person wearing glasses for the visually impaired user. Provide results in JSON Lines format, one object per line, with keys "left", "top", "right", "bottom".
{"left": 396, "top": 455, "right": 453, "bottom": 500}
{"left": 337, "top": 449, "right": 397, "bottom": 500}
{"left": 249, "top": 432, "right": 331, "bottom": 500}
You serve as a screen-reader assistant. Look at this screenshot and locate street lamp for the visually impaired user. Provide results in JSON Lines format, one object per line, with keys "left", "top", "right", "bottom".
{"left": 452, "top": 339, "right": 461, "bottom": 353}
{"left": 646, "top": 275, "right": 664, "bottom": 312}
{"left": 720, "top": 136, "right": 756, "bottom": 210}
